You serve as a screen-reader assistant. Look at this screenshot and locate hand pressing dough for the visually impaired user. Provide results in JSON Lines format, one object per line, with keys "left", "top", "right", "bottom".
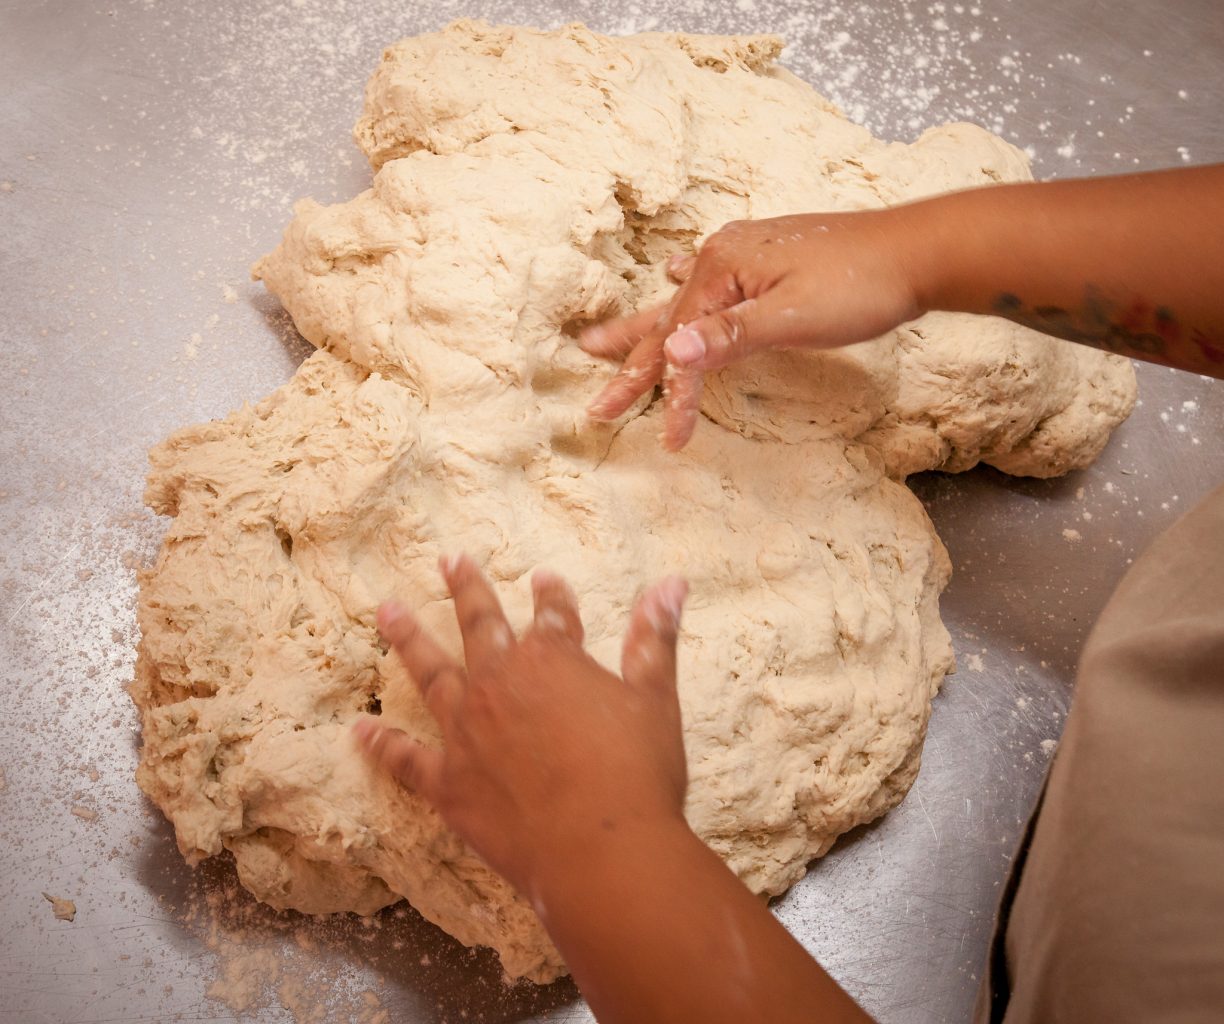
{"left": 132, "top": 21, "right": 1136, "bottom": 983}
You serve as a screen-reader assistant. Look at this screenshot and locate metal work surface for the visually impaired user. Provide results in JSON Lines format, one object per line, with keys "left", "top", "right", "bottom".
{"left": 2, "top": 0, "right": 1221, "bottom": 1020}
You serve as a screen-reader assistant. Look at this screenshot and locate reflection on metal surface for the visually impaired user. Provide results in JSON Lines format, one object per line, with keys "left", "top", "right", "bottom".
{"left": 1, "top": 1, "right": 1221, "bottom": 1021}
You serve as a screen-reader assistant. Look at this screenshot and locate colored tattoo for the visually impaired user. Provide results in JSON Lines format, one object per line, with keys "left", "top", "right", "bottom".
{"left": 992, "top": 288, "right": 1224, "bottom": 369}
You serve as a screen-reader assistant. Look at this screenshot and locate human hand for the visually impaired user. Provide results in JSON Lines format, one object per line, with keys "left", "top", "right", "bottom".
{"left": 582, "top": 210, "right": 923, "bottom": 450}
{"left": 353, "top": 554, "right": 690, "bottom": 902}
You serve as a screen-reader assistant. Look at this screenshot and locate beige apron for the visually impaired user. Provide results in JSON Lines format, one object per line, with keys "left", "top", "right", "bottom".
{"left": 974, "top": 482, "right": 1224, "bottom": 1022}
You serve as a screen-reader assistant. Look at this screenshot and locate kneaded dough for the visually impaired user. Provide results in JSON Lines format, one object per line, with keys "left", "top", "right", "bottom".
{"left": 132, "top": 21, "right": 1136, "bottom": 982}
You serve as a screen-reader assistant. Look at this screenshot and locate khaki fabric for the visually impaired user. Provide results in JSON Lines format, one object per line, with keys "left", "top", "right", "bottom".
{"left": 976, "top": 482, "right": 1224, "bottom": 1023}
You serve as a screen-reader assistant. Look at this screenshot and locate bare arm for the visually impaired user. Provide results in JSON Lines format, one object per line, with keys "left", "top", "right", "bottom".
{"left": 909, "top": 164, "right": 1224, "bottom": 372}
{"left": 538, "top": 819, "right": 866, "bottom": 1024}
{"left": 582, "top": 164, "right": 1224, "bottom": 450}
{"left": 354, "top": 558, "right": 869, "bottom": 1024}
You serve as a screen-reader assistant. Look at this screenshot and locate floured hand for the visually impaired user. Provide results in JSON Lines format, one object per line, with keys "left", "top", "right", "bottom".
{"left": 581, "top": 210, "right": 922, "bottom": 451}
{"left": 354, "top": 554, "right": 690, "bottom": 902}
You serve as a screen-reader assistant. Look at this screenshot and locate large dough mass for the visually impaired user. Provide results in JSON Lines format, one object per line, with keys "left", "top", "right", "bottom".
{"left": 132, "top": 21, "right": 1136, "bottom": 982}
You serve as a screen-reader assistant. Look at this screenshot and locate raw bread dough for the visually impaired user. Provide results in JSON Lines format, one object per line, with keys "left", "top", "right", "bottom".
{"left": 132, "top": 21, "right": 1136, "bottom": 983}
{"left": 43, "top": 892, "right": 77, "bottom": 922}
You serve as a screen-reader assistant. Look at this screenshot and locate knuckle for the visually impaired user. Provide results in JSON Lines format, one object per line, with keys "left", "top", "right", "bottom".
{"left": 417, "top": 665, "right": 443, "bottom": 692}
{"left": 419, "top": 663, "right": 459, "bottom": 696}
{"left": 390, "top": 748, "right": 418, "bottom": 782}
{"left": 708, "top": 306, "right": 746, "bottom": 348}
{"left": 700, "top": 272, "right": 742, "bottom": 313}
{"left": 533, "top": 607, "right": 571, "bottom": 635}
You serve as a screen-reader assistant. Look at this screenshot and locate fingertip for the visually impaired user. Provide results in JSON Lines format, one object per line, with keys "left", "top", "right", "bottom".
{"left": 660, "top": 575, "right": 690, "bottom": 616}
{"left": 377, "top": 600, "right": 407, "bottom": 632}
{"left": 622, "top": 576, "right": 688, "bottom": 689}
{"left": 661, "top": 366, "right": 702, "bottom": 453}
{"left": 530, "top": 568, "right": 583, "bottom": 641}
{"left": 660, "top": 396, "right": 700, "bottom": 452}
{"left": 437, "top": 551, "right": 470, "bottom": 586}
{"left": 352, "top": 720, "right": 433, "bottom": 794}
{"left": 663, "top": 327, "right": 707, "bottom": 368}
{"left": 578, "top": 324, "right": 609, "bottom": 354}
{"left": 351, "top": 715, "right": 383, "bottom": 751}
{"left": 378, "top": 601, "right": 419, "bottom": 647}
{"left": 531, "top": 567, "right": 562, "bottom": 593}
{"left": 644, "top": 576, "right": 689, "bottom": 635}
{"left": 662, "top": 415, "right": 696, "bottom": 453}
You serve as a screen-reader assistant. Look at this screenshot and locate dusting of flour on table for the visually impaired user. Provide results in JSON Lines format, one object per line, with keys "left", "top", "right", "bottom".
{"left": 131, "top": 21, "right": 1135, "bottom": 982}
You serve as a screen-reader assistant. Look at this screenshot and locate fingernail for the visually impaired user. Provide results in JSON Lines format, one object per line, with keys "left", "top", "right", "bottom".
{"left": 352, "top": 717, "right": 381, "bottom": 748}
{"left": 664, "top": 327, "right": 706, "bottom": 367}
{"left": 646, "top": 576, "right": 689, "bottom": 632}
{"left": 658, "top": 576, "right": 689, "bottom": 622}
{"left": 438, "top": 552, "right": 464, "bottom": 579}
{"left": 666, "top": 253, "right": 687, "bottom": 273}
{"left": 532, "top": 568, "right": 561, "bottom": 590}
{"left": 377, "top": 600, "right": 406, "bottom": 632}
{"left": 578, "top": 325, "right": 605, "bottom": 351}
{"left": 587, "top": 393, "right": 617, "bottom": 420}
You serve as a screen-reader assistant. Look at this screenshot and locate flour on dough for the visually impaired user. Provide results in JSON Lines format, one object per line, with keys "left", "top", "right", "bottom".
{"left": 132, "top": 21, "right": 1136, "bottom": 983}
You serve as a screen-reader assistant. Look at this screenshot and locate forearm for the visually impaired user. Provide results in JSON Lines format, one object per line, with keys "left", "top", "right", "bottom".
{"left": 535, "top": 819, "right": 871, "bottom": 1024}
{"left": 900, "top": 164, "right": 1224, "bottom": 375}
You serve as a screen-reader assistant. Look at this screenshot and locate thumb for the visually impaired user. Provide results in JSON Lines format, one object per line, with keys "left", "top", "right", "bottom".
{"left": 621, "top": 577, "right": 688, "bottom": 691}
{"left": 663, "top": 289, "right": 798, "bottom": 372}
{"left": 352, "top": 717, "right": 443, "bottom": 802}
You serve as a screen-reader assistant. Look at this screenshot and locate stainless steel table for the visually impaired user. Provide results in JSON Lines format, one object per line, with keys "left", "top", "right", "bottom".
{"left": 2, "top": 1, "right": 1221, "bottom": 1021}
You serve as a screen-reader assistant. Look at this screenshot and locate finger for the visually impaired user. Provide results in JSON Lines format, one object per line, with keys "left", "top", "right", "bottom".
{"left": 663, "top": 289, "right": 802, "bottom": 373}
{"left": 352, "top": 717, "right": 443, "bottom": 801}
{"left": 586, "top": 332, "right": 667, "bottom": 421}
{"left": 439, "top": 553, "right": 515, "bottom": 671}
{"left": 621, "top": 576, "right": 688, "bottom": 691}
{"left": 527, "top": 569, "right": 584, "bottom": 645}
{"left": 667, "top": 253, "right": 696, "bottom": 283}
{"left": 649, "top": 259, "right": 745, "bottom": 450}
{"left": 589, "top": 246, "right": 743, "bottom": 424}
{"left": 661, "top": 363, "right": 704, "bottom": 452}
{"left": 579, "top": 303, "right": 666, "bottom": 360}
{"left": 378, "top": 601, "right": 464, "bottom": 727}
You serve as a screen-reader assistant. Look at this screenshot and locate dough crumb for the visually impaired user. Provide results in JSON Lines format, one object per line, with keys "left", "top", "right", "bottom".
{"left": 42, "top": 892, "right": 77, "bottom": 921}
{"left": 1061, "top": 528, "right": 1082, "bottom": 542}
{"left": 71, "top": 804, "right": 98, "bottom": 822}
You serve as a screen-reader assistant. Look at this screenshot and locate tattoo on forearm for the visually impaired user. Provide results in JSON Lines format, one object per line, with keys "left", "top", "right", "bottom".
{"left": 992, "top": 288, "right": 1224, "bottom": 370}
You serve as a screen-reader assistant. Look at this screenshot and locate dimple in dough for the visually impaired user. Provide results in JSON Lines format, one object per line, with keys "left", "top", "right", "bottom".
{"left": 131, "top": 21, "right": 1136, "bottom": 983}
